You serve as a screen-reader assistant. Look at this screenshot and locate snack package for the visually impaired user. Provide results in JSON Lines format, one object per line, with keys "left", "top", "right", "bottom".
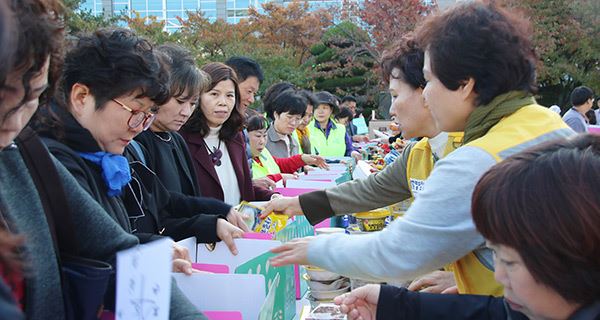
{"left": 254, "top": 212, "right": 289, "bottom": 235}
{"left": 235, "top": 201, "right": 261, "bottom": 230}
{"left": 305, "top": 303, "right": 346, "bottom": 320}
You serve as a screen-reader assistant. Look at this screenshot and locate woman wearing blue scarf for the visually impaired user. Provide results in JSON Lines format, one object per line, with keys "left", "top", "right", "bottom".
{"left": 38, "top": 28, "right": 245, "bottom": 254}
{"left": 35, "top": 28, "right": 207, "bottom": 318}
{"left": 0, "top": 6, "right": 202, "bottom": 319}
{"left": 38, "top": 28, "right": 169, "bottom": 239}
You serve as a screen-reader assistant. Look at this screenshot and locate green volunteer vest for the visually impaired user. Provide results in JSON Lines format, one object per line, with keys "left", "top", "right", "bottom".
{"left": 251, "top": 148, "right": 281, "bottom": 179}
{"left": 308, "top": 119, "right": 346, "bottom": 156}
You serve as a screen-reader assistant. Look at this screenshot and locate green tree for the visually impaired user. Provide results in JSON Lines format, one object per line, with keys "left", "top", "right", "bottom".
{"left": 247, "top": 0, "right": 333, "bottom": 65}
{"left": 500, "top": 0, "right": 600, "bottom": 107}
{"left": 123, "top": 12, "right": 173, "bottom": 44}
{"left": 308, "top": 21, "right": 379, "bottom": 115}
{"left": 343, "top": 0, "right": 434, "bottom": 52}
{"left": 177, "top": 6, "right": 326, "bottom": 108}
{"left": 177, "top": 11, "right": 258, "bottom": 62}
{"left": 63, "top": 0, "right": 120, "bottom": 34}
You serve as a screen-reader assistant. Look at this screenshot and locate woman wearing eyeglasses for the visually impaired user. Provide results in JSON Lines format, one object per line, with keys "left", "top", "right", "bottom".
{"left": 181, "top": 63, "right": 276, "bottom": 206}
{"left": 265, "top": 89, "right": 307, "bottom": 158}
{"left": 32, "top": 29, "right": 204, "bottom": 319}
{"left": 37, "top": 28, "right": 171, "bottom": 241}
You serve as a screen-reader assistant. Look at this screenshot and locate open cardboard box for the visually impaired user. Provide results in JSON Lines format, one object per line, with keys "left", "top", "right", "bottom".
{"left": 174, "top": 237, "right": 295, "bottom": 320}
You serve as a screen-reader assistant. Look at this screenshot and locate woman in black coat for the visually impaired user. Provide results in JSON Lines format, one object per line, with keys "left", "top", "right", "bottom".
{"left": 38, "top": 30, "right": 244, "bottom": 254}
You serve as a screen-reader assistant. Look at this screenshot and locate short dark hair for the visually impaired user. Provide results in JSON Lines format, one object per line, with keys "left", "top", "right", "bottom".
{"left": 225, "top": 56, "right": 264, "bottom": 83}
{"left": 157, "top": 44, "right": 210, "bottom": 100}
{"left": 60, "top": 28, "right": 170, "bottom": 111}
{"left": 299, "top": 90, "right": 318, "bottom": 108}
{"left": 380, "top": 36, "right": 426, "bottom": 90}
{"left": 570, "top": 86, "right": 594, "bottom": 107}
{"left": 262, "top": 82, "right": 296, "bottom": 120}
{"left": 335, "top": 106, "right": 353, "bottom": 122}
{"left": 416, "top": 2, "right": 537, "bottom": 106}
{"left": 181, "top": 62, "right": 244, "bottom": 141}
{"left": 472, "top": 134, "right": 600, "bottom": 305}
{"left": 341, "top": 95, "right": 357, "bottom": 104}
{"left": 271, "top": 90, "right": 307, "bottom": 118}
{"left": 246, "top": 113, "right": 269, "bottom": 132}
{"left": 5, "top": 0, "right": 64, "bottom": 114}
{"left": 586, "top": 109, "right": 597, "bottom": 125}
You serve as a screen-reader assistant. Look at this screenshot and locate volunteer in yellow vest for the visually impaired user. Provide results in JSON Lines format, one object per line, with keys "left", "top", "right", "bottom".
{"left": 260, "top": 2, "right": 574, "bottom": 298}
{"left": 247, "top": 114, "right": 328, "bottom": 185}
{"left": 309, "top": 91, "right": 362, "bottom": 161}
{"left": 260, "top": 37, "right": 490, "bottom": 295}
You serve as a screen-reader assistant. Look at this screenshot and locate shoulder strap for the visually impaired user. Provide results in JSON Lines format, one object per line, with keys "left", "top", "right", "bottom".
{"left": 16, "top": 127, "right": 78, "bottom": 255}
{"left": 128, "top": 140, "right": 146, "bottom": 165}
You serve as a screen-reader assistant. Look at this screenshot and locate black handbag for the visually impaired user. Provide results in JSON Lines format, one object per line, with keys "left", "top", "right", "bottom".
{"left": 17, "top": 127, "right": 114, "bottom": 320}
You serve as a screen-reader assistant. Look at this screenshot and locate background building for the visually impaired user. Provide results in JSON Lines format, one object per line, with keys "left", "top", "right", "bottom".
{"left": 80, "top": 0, "right": 347, "bottom": 32}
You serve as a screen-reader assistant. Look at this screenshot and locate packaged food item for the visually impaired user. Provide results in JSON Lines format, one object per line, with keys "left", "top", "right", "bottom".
{"left": 345, "top": 224, "right": 369, "bottom": 235}
{"left": 353, "top": 208, "right": 390, "bottom": 232}
{"left": 305, "top": 303, "right": 346, "bottom": 320}
{"left": 235, "top": 201, "right": 261, "bottom": 230}
{"left": 254, "top": 212, "right": 289, "bottom": 235}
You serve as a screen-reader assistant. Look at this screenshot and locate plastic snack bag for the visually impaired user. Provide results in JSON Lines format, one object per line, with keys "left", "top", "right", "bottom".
{"left": 254, "top": 212, "right": 289, "bottom": 235}
{"left": 235, "top": 201, "right": 261, "bottom": 230}
{"left": 305, "top": 303, "right": 346, "bottom": 320}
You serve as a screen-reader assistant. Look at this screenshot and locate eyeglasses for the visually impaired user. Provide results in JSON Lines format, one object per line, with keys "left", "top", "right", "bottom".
{"left": 283, "top": 114, "right": 303, "bottom": 125}
{"left": 112, "top": 99, "right": 156, "bottom": 131}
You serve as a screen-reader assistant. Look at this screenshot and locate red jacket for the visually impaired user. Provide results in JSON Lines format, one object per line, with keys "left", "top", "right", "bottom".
{"left": 181, "top": 131, "right": 274, "bottom": 202}
{"left": 254, "top": 154, "right": 305, "bottom": 183}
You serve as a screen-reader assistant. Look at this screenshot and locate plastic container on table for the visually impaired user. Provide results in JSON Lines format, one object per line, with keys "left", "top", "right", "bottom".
{"left": 353, "top": 208, "right": 390, "bottom": 232}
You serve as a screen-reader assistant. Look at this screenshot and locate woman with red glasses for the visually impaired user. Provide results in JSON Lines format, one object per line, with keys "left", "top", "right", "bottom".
{"left": 37, "top": 28, "right": 169, "bottom": 237}
{"left": 35, "top": 28, "right": 205, "bottom": 318}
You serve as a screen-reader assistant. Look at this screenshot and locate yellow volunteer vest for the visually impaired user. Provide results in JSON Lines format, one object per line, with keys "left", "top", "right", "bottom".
{"left": 308, "top": 119, "right": 347, "bottom": 156}
{"left": 403, "top": 133, "right": 501, "bottom": 295}
{"left": 405, "top": 132, "right": 463, "bottom": 198}
{"left": 292, "top": 130, "right": 300, "bottom": 148}
{"left": 251, "top": 148, "right": 281, "bottom": 179}
{"left": 449, "top": 104, "right": 571, "bottom": 296}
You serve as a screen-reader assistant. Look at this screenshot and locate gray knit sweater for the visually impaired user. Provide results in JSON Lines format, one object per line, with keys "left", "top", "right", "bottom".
{"left": 0, "top": 146, "right": 204, "bottom": 319}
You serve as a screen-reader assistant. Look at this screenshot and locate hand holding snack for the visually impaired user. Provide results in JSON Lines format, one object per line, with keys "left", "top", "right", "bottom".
{"left": 259, "top": 196, "right": 304, "bottom": 219}
{"left": 226, "top": 208, "right": 251, "bottom": 232}
{"left": 254, "top": 212, "right": 288, "bottom": 235}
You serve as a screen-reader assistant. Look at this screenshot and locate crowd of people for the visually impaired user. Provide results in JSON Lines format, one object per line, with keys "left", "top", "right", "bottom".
{"left": 0, "top": 0, "right": 598, "bottom": 319}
